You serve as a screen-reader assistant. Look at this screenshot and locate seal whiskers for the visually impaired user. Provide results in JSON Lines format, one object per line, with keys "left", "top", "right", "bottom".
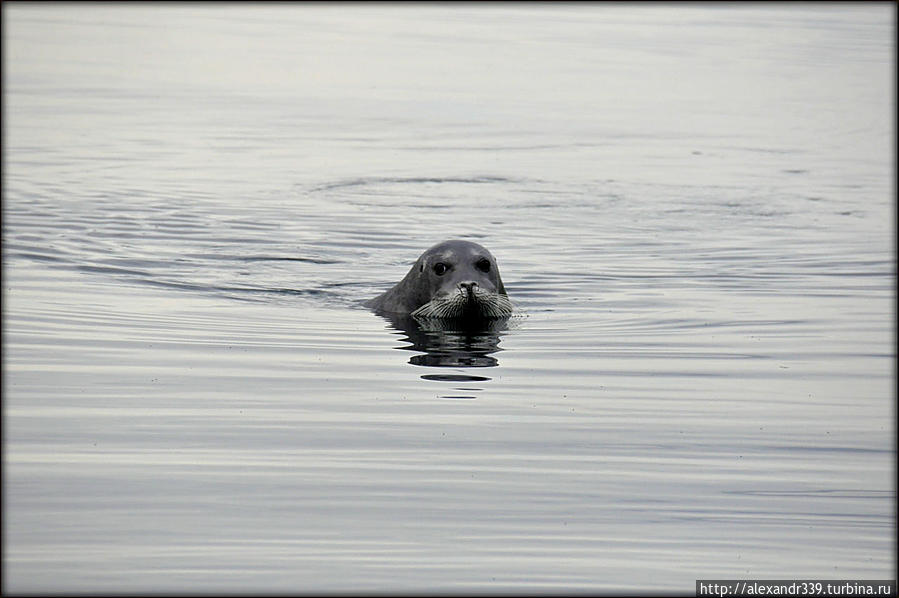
{"left": 412, "top": 286, "right": 514, "bottom": 319}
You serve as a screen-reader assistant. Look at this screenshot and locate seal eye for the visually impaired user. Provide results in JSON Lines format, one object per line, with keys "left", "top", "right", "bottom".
{"left": 433, "top": 262, "right": 449, "bottom": 276}
{"left": 476, "top": 258, "right": 491, "bottom": 273}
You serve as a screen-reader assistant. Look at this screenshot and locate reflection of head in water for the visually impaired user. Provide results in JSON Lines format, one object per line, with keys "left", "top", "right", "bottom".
{"left": 374, "top": 312, "right": 511, "bottom": 368}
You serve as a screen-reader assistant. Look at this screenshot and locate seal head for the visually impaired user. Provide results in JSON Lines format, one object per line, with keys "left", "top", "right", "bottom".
{"left": 365, "top": 240, "right": 512, "bottom": 320}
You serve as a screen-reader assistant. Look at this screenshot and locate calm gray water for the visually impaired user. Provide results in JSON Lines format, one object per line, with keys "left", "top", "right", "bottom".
{"left": 3, "top": 4, "right": 895, "bottom": 594}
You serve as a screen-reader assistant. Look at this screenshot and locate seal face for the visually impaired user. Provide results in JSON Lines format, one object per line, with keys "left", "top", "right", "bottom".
{"left": 365, "top": 240, "right": 513, "bottom": 320}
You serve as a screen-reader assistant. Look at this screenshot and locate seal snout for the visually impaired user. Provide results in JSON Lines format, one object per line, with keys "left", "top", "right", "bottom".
{"left": 458, "top": 281, "right": 479, "bottom": 295}
{"left": 458, "top": 282, "right": 481, "bottom": 306}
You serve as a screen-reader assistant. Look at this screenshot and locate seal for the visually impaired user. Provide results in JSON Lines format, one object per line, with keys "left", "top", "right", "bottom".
{"left": 365, "top": 240, "right": 513, "bottom": 319}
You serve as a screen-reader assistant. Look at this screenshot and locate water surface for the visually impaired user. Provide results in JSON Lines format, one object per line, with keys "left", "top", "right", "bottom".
{"left": 3, "top": 4, "right": 895, "bottom": 594}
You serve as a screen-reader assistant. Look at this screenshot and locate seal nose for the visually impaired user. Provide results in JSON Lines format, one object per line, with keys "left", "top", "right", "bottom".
{"left": 459, "top": 281, "right": 478, "bottom": 295}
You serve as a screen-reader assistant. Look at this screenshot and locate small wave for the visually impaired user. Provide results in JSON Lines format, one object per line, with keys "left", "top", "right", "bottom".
{"left": 7, "top": 251, "right": 68, "bottom": 264}
{"left": 306, "top": 175, "right": 519, "bottom": 193}
{"left": 725, "top": 489, "right": 893, "bottom": 499}
{"left": 76, "top": 264, "right": 151, "bottom": 277}
{"left": 132, "top": 278, "right": 346, "bottom": 304}
{"left": 238, "top": 255, "right": 341, "bottom": 265}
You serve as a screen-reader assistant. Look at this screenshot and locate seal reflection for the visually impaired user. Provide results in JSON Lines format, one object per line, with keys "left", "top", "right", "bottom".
{"left": 374, "top": 312, "right": 510, "bottom": 376}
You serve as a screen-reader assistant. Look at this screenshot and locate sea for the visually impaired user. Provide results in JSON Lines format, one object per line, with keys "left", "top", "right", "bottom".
{"left": 3, "top": 3, "right": 895, "bottom": 594}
